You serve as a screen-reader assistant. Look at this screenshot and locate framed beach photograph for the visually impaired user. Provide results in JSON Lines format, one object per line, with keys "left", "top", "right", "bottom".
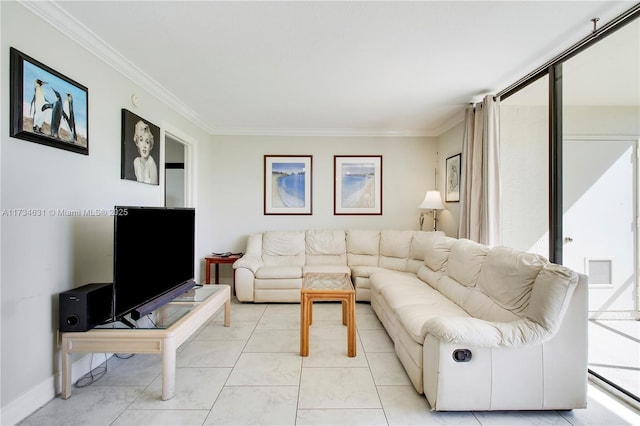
{"left": 121, "top": 109, "right": 161, "bottom": 185}
{"left": 334, "top": 155, "right": 382, "bottom": 215}
{"left": 264, "top": 155, "right": 313, "bottom": 215}
{"left": 445, "top": 153, "right": 461, "bottom": 202}
{"left": 9, "top": 47, "right": 89, "bottom": 155}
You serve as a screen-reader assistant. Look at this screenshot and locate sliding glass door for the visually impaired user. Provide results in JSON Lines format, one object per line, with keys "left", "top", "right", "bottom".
{"left": 562, "top": 18, "right": 640, "bottom": 401}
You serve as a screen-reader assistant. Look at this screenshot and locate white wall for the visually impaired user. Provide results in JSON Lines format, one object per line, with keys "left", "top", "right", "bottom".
{"left": 0, "top": 2, "right": 209, "bottom": 422}
{"left": 198, "top": 134, "right": 438, "bottom": 282}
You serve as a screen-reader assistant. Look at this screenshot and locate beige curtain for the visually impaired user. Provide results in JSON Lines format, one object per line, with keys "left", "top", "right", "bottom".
{"left": 457, "top": 95, "right": 502, "bottom": 246}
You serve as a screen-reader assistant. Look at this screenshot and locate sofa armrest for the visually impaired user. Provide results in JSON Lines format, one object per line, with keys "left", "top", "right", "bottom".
{"left": 232, "top": 255, "right": 263, "bottom": 275}
{"left": 422, "top": 316, "right": 547, "bottom": 348}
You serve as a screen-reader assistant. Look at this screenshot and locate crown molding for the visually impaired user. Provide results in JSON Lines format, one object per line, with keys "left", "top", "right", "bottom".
{"left": 431, "top": 110, "right": 465, "bottom": 136}
{"left": 211, "top": 127, "right": 441, "bottom": 138}
{"left": 18, "top": 0, "right": 214, "bottom": 134}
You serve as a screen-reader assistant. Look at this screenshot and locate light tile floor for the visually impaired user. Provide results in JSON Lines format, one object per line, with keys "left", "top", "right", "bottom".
{"left": 20, "top": 300, "right": 640, "bottom": 426}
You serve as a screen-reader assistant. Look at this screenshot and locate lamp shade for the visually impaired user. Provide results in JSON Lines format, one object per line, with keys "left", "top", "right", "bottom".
{"left": 418, "top": 190, "right": 445, "bottom": 210}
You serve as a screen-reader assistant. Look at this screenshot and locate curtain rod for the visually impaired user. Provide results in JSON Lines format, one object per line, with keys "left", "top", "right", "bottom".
{"left": 496, "top": 2, "right": 640, "bottom": 101}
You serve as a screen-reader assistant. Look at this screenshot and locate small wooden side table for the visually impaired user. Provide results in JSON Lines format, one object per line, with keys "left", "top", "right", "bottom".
{"left": 300, "top": 273, "right": 356, "bottom": 357}
{"left": 205, "top": 255, "right": 241, "bottom": 291}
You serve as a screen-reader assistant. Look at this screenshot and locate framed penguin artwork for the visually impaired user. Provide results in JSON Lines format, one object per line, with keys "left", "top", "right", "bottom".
{"left": 9, "top": 47, "right": 89, "bottom": 155}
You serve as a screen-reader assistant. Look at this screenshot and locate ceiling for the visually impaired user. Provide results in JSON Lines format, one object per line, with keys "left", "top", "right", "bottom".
{"left": 23, "top": 1, "right": 637, "bottom": 136}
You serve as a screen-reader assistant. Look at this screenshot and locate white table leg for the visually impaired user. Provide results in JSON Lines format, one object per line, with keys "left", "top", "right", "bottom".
{"left": 61, "top": 341, "right": 72, "bottom": 399}
{"left": 161, "top": 338, "right": 177, "bottom": 400}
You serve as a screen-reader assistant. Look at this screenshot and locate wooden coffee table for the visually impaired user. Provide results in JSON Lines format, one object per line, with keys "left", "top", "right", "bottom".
{"left": 300, "top": 273, "right": 356, "bottom": 357}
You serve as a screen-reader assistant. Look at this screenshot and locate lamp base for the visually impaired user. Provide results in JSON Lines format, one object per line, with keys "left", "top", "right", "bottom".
{"left": 419, "top": 210, "right": 438, "bottom": 232}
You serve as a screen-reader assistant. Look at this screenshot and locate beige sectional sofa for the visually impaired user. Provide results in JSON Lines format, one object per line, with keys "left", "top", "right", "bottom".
{"left": 232, "top": 229, "right": 587, "bottom": 411}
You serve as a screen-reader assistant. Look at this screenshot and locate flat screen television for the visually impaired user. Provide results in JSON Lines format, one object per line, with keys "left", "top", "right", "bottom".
{"left": 112, "top": 206, "right": 196, "bottom": 322}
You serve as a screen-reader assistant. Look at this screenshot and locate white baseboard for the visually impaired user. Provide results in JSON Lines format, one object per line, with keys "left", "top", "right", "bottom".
{"left": 1, "top": 353, "right": 111, "bottom": 426}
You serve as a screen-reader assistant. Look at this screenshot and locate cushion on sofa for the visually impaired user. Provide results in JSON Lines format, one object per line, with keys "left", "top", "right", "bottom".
{"left": 346, "top": 230, "right": 380, "bottom": 266}
{"left": 303, "top": 264, "right": 351, "bottom": 275}
{"left": 446, "top": 239, "right": 489, "bottom": 287}
{"left": 409, "top": 231, "right": 444, "bottom": 260}
{"left": 305, "top": 229, "right": 346, "bottom": 255}
{"left": 351, "top": 265, "right": 386, "bottom": 278}
{"left": 379, "top": 230, "right": 414, "bottom": 271}
{"left": 346, "top": 230, "right": 380, "bottom": 254}
{"left": 416, "top": 265, "right": 444, "bottom": 289}
{"left": 525, "top": 263, "right": 579, "bottom": 333}
{"left": 407, "top": 231, "right": 444, "bottom": 273}
{"left": 394, "top": 298, "right": 470, "bottom": 344}
{"left": 476, "top": 246, "right": 547, "bottom": 315}
{"left": 255, "top": 265, "right": 302, "bottom": 279}
{"left": 423, "top": 235, "right": 456, "bottom": 273}
{"left": 262, "top": 231, "right": 305, "bottom": 266}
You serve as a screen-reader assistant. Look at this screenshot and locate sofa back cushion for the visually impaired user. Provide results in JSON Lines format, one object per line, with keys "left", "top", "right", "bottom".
{"left": 379, "top": 230, "right": 414, "bottom": 271}
{"left": 525, "top": 263, "right": 579, "bottom": 332}
{"left": 346, "top": 230, "right": 380, "bottom": 266}
{"left": 305, "top": 229, "right": 347, "bottom": 265}
{"left": 476, "top": 246, "right": 547, "bottom": 315}
{"left": 445, "top": 239, "right": 489, "bottom": 287}
{"left": 423, "top": 235, "right": 456, "bottom": 272}
{"left": 262, "top": 231, "right": 306, "bottom": 266}
{"left": 406, "top": 231, "right": 444, "bottom": 273}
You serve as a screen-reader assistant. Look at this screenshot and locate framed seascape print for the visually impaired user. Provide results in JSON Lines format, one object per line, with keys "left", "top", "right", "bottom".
{"left": 334, "top": 155, "right": 382, "bottom": 215}
{"left": 121, "top": 109, "right": 161, "bottom": 185}
{"left": 9, "top": 47, "right": 89, "bottom": 155}
{"left": 445, "top": 153, "right": 461, "bottom": 202}
{"left": 264, "top": 155, "right": 312, "bottom": 215}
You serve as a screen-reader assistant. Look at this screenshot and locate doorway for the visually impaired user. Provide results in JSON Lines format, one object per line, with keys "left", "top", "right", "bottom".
{"left": 165, "top": 134, "right": 186, "bottom": 208}
{"left": 563, "top": 137, "right": 640, "bottom": 401}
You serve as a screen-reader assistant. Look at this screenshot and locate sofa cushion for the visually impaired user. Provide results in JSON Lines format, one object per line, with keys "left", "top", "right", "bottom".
{"left": 255, "top": 265, "right": 302, "bottom": 279}
{"left": 446, "top": 239, "right": 489, "bottom": 287}
{"left": 306, "top": 229, "right": 346, "bottom": 255}
{"left": 262, "top": 231, "right": 305, "bottom": 266}
{"left": 476, "top": 246, "right": 547, "bottom": 315}
{"left": 423, "top": 236, "right": 456, "bottom": 272}
{"left": 303, "top": 264, "right": 351, "bottom": 275}
{"left": 407, "top": 231, "right": 444, "bottom": 273}
{"left": 351, "top": 265, "right": 386, "bottom": 279}
{"left": 346, "top": 230, "right": 380, "bottom": 266}
{"left": 525, "top": 263, "right": 579, "bottom": 332}
{"left": 409, "top": 231, "right": 444, "bottom": 262}
{"left": 346, "top": 230, "right": 380, "bottom": 254}
{"left": 417, "top": 265, "right": 444, "bottom": 289}
{"left": 395, "top": 299, "right": 469, "bottom": 344}
{"left": 379, "top": 230, "right": 414, "bottom": 271}
{"left": 381, "top": 278, "right": 442, "bottom": 310}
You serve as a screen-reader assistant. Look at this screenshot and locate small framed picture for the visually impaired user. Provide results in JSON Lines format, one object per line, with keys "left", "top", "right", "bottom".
{"left": 121, "top": 109, "right": 161, "bottom": 185}
{"left": 334, "top": 155, "right": 382, "bottom": 215}
{"left": 9, "top": 47, "right": 89, "bottom": 155}
{"left": 264, "top": 155, "right": 313, "bottom": 215}
{"left": 445, "top": 153, "right": 461, "bottom": 202}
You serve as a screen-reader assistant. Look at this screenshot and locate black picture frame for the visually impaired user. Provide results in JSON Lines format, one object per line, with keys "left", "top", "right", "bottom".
{"left": 9, "top": 47, "right": 89, "bottom": 155}
{"left": 121, "top": 109, "right": 161, "bottom": 185}
{"left": 445, "top": 153, "right": 461, "bottom": 202}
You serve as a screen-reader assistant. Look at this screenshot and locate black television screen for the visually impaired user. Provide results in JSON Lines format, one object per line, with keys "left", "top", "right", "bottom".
{"left": 113, "top": 206, "right": 195, "bottom": 320}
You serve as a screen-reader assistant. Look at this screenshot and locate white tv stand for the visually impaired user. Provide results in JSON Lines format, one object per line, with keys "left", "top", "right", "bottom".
{"left": 61, "top": 284, "right": 230, "bottom": 401}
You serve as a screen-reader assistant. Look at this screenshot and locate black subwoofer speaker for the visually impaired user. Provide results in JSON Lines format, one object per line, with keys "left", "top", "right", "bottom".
{"left": 58, "top": 283, "right": 113, "bottom": 332}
